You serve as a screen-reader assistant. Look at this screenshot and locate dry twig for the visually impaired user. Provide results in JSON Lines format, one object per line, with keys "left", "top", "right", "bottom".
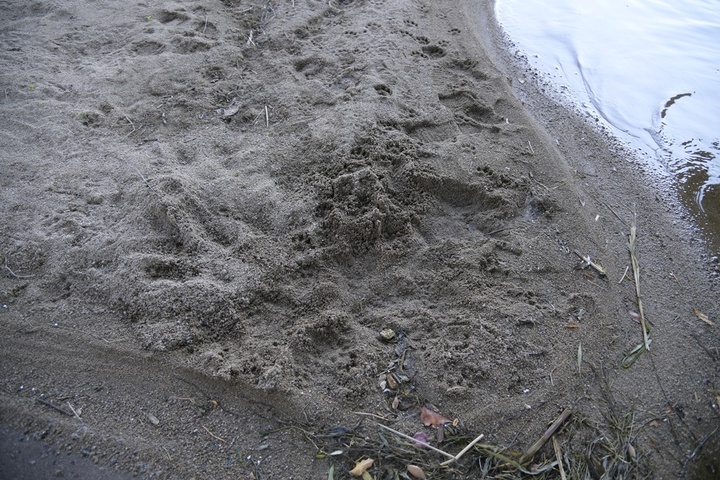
{"left": 439, "top": 432, "right": 485, "bottom": 466}
{"left": 622, "top": 213, "right": 652, "bottom": 367}
{"left": 36, "top": 398, "right": 73, "bottom": 416}
{"left": 373, "top": 423, "right": 455, "bottom": 460}
{"left": 552, "top": 437, "right": 567, "bottom": 480}
{"left": 3, "top": 256, "right": 33, "bottom": 279}
{"left": 573, "top": 250, "right": 607, "bottom": 277}
{"left": 67, "top": 402, "right": 82, "bottom": 420}
{"left": 519, "top": 408, "right": 572, "bottom": 464}
{"left": 203, "top": 425, "right": 226, "bottom": 443}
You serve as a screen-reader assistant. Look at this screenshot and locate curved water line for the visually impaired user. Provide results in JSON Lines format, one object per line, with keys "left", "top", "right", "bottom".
{"left": 495, "top": 0, "right": 720, "bottom": 253}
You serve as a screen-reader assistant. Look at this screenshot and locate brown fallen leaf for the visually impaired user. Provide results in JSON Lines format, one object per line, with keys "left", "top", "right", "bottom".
{"left": 420, "top": 405, "right": 450, "bottom": 428}
{"left": 350, "top": 458, "right": 373, "bottom": 477}
{"left": 693, "top": 308, "right": 714, "bottom": 326}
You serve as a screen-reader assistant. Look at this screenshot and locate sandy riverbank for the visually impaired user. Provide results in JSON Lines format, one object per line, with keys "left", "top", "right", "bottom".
{"left": 1, "top": 0, "right": 718, "bottom": 478}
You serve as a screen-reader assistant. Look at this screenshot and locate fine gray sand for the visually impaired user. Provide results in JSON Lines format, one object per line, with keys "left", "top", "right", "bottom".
{"left": 1, "top": 0, "right": 719, "bottom": 478}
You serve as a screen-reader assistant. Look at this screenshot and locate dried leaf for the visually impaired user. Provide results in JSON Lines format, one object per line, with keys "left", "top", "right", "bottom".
{"left": 350, "top": 458, "right": 373, "bottom": 477}
{"left": 391, "top": 395, "right": 399, "bottom": 410}
{"left": 407, "top": 464, "right": 426, "bottom": 479}
{"left": 621, "top": 340, "right": 651, "bottom": 368}
{"left": 420, "top": 406, "right": 450, "bottom": 428}
{"left": 627, "top": 443, "right": 636, "bottom": 460}
{"left": 693, "top": 308, "right": 714, "bottom": 326}
{"left": 577, "top": 343, "right": 582, "bottom": 374}
{"left": 412, "top": 432, "right": 431, "bottom": 447}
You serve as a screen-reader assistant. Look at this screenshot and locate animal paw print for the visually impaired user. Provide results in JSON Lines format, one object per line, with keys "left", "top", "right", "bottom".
{"left": 157, "top": 9, "right": 190, "bottom": 24}
{"left": 421, "top": 45, "right": 445, "bottom": 58}
{"left": 374, "top": 84, "right": 392, "bottom": 96}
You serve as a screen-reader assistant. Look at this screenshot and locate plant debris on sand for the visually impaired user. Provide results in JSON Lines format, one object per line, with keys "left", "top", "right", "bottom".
{"left": 1, "top": 0, "right": 719, "bottom": 478}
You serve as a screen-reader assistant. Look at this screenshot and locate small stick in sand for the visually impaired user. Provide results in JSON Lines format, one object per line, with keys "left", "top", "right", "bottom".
{"left": 528, "top": 141, "right": 535, "bottom": 155}
{"left": 618, "top": 265, "right": 630, "bottom": 284}
{"left": 552, "top": 437, "right": 567, "bottom": 480}
{"left": 265, "top": 105, "right": 269, "bottom": 128}
{"left": 628, "top": 213, "right": 651, "bottom": 352}
{"left": 123, "top": 114, "right": 136, "bottom": 136}
{"left": 573, "top": 250, "right": 607, "bottom": 277}
{"left": 374, "top": 423, "right": 455, "bottom": 460}
{"left": 37, "top": 398, "right": 73, "bottom": 416}
{"left": 67, "top": 402, "right": 82, "bottom": 420}
{"left": 3, "top": 256, "right": 33, "bottom": 279}
{"left": 439, "top": 433, "right": 485, "bottom": 466}
{"left": 519, "top": 408, "right": 572, "bottom": 464}
{"left": 203, "top": 425, "right": 226, "bottom": 443}
{"left": 370, "top": 419, "right": 486, "bottom": 467}
{"left": 121, "top": 159, "right": 156, "bottom": 192}
{"left": 353, "top": 411, "right": 391, "bottom": 421}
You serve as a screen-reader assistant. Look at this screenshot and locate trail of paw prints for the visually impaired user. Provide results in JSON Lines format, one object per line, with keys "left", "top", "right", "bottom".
{"left": 132, "top": 6, "right": 220, "bottom": 56}
{"left": 395, "top": 16, "right": 502, "bottom": 130}
{"left": 397, "top": 19, "right": 449, "bottom": 60}
{"left": 438, "top": 89, "right": 505, "bottom": 134}
{"left": 428, "top": 53, "right": 519, "bottom": 136}
{"left": 284, "top": 6, "right": 404, "bottom": 105}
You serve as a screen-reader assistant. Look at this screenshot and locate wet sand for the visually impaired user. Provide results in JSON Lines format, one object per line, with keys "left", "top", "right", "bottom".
{"left": 1, "top": 0, "right": 718, "bottom": 478}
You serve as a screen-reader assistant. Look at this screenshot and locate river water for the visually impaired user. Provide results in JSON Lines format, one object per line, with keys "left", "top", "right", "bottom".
{"left": 495, "top": 0, "right": 720, "bottom": 255}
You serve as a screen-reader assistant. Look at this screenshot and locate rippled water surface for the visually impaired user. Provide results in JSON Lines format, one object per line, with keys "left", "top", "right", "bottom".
{"left": 496, "top": 0, "right": 720, "bottom": 253}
